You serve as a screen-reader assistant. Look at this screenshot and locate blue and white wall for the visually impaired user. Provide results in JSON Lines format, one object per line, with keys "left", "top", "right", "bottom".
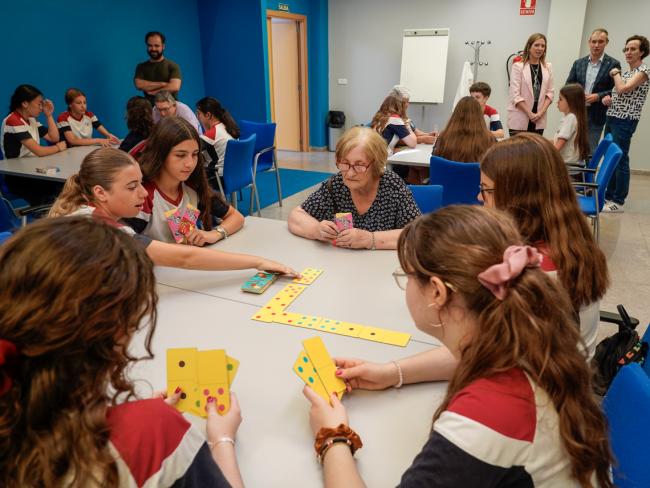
{"left": 0, "top": 0, "right": 329, "bottom": 148}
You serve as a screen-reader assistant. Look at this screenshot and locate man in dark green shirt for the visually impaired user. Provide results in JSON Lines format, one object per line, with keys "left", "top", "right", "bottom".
{"left": 134, "top": 31, "right": 182, "bottom": 104}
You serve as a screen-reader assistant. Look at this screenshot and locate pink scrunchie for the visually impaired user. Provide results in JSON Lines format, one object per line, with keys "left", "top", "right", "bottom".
{"left": 0, "top": 339, "right": 18, "bottom": 396}
{"left": 477, "top": 245, "right": 543, "bottom": 300}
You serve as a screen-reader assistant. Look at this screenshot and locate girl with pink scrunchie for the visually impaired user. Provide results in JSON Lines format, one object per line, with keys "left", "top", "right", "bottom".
{"left": 302, "top": 206, "right": 613, "bottom": 487}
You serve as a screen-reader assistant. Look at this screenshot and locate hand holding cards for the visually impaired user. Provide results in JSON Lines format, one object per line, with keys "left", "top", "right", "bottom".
{"left": 165, "top": 204, "right": 200, "bottom": 243}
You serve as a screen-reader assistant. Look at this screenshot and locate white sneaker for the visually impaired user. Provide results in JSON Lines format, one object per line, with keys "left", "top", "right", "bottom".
{"left": 602, "top": 201, "right": 624, "bottom": 213}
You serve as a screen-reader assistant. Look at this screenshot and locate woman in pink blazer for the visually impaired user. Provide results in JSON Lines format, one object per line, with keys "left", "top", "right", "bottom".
{"left": 507, "top": 33, "right": 554, "bottom": 135}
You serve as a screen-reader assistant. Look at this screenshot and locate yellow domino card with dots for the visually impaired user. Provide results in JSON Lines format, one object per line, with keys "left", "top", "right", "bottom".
{"left": 302, "top": 337, "right": 346, "bottom": 400}
{"left": 167, "top": 348, "right": 239, "bottom": 418}
{"left": 293, "top": 351, "right": 329, "bottom": 402}
{"left": 198, "top": 350, "right": 231, "bottom": 416}
{"left": 293, "top": 268, "right": 324, "bottom": 285}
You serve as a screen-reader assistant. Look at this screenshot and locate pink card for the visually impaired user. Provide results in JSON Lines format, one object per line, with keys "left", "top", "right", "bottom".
{"left": 334, "top": 212, "right": 353, "bottom": 232}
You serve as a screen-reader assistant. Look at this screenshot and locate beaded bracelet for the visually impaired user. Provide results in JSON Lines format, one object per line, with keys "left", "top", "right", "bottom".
{"left": 207, "top": 436, "right": 235, "bottom": 450}
{"left": 314, "top": 424, "right": 363, "bottom": 460}
{"left": 392, "top": 360, "right": 404, "bottom": 389}
{"left": 318, "top": 436, "right": 353, "bottom": 464}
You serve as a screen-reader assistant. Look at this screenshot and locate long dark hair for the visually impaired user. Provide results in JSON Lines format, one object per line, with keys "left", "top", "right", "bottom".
{"left": 559, "top": 84, "right": 590, "bottom": 161}
{"left": 433, "top": 96, "right": 495, "bottom": 162}
{"left": 126, "top": 96, "right": 154, "bottom": 137}
{"left": 0, "top": 217, "right": 158, "bottom": 487}
{"left": 480, "top": 133, "right": 609, "bottom": 310}
{"left": 139, "top": 116, "right": 223, "bottom": 230}
{"left": 398, "top": 206, "right": 613, "bottom": 488}
{"left": 196, "top": 97, "right": 240, "bottom": 139}
{"left": 8, "top": 84, "right": 42, "bottom": 114}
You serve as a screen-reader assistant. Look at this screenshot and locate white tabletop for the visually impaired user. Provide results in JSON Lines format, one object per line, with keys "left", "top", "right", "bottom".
{"left": 387, "top": 144, "right": 433, "bottom": 168}
{"left": 131, "top": 284, "right": 446, "bottom": 488}
{"left": 155, "top": 217, "right": 439, "bottom": 345}
{"left": 0, "top": 146, "right": 97, "bottom": 181}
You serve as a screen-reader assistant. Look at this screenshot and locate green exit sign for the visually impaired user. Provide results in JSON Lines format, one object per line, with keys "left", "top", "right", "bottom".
{"left": 278, "top": 3, "right": 289, "bottom": 11}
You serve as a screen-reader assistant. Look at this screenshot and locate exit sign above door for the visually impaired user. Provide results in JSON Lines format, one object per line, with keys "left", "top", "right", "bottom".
{"left": 278, "top": 3, "right": 289, "bottom": 11}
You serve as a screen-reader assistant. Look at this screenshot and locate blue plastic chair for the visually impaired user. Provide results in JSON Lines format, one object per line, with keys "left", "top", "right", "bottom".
{"left": 429, "top": 156, "right": 480, "bottom": 206}
{"left": 575, "top": 143, "right": 623, "bottom": 241}
{"left": 603, "top": 363, "right": 650, "bottom": 488}
{"left": 586, "top": 133, "right": 613, "bottom": 183}
{"left": 0, "top": 231, "right": 12, "bottom": 244}
{"left": 239, "top": 120, "right": 282, "bottom": 216}
{"left": 642, "top": 326, "right": 650, "bottom": 378}
{"left": 215, "top": 135, "right": 259, "bottom": 211}
{"left": 408, "top": 185, "right": 443, "bottom": 214}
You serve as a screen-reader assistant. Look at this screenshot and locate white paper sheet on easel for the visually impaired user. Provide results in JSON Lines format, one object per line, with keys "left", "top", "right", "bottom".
{"left": 400, "top": 28, "right": 450, "bottom": 104}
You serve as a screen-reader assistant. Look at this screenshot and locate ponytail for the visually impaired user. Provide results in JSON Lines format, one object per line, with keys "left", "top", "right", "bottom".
{"left": 49, "top": 148, "right": 137, "bottom": 218}
{"left": 195, "top": 97, "right": 240, "bottom": 139}
{"left": 49, "top": 174, "right": 87, "bottom": 217}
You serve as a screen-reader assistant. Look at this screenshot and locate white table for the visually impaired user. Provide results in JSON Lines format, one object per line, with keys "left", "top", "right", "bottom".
{"left": 140, "top": 216, "right": 448, "bottom": 485}
{"left": 0, "top": 146, "right": 97, "bottom": 182}
{"left": 387, "top": 144, "right": 433, "bottom": 168}
{"left": 131, "top": 284, "right": 446, "bottom": 488}
{"left": 155, "top": 217, "right": 439, "bottom": 345}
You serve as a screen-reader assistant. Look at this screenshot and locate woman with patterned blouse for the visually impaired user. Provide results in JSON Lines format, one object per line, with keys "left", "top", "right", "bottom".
{"left": 603, "top": 35, "right": 650, "bottom": 213}
{"left": 288, "top": 127, "right": 421, "bottom": 250}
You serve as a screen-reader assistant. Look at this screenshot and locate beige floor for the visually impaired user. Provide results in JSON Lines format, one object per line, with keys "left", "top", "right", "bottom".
{"left": 261, "top": 150, "right": 649, "bottom": 342}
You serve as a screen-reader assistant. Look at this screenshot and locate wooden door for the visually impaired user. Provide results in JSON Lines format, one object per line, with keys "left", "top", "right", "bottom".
{"left": 270, "top": 18, "right": 301, "bottom": 151}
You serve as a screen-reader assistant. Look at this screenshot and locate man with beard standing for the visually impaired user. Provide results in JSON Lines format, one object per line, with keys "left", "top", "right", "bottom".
{"left": 134, "top": 31, "right": 182, "bottom": 104}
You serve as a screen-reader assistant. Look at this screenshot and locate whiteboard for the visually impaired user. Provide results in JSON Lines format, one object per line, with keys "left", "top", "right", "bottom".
{"left": 400, "top": 28, "right": 449, "bottom": 103}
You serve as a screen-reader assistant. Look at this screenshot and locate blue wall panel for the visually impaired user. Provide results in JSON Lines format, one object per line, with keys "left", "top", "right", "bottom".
{"left": 198, "top": 0, "right": 267, "bottom": 123}
{"left": 0, "top": 0, "right": 205, "bottom": 138}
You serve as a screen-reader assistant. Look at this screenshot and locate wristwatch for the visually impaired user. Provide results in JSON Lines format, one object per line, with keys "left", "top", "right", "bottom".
{"left": 216, "top": 225, "right": 228, "bottom": 240}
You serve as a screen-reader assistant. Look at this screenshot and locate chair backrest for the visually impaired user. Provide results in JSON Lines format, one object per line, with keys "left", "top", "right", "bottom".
{"left": 642, "top": 326, "right": 650, "bottom": 377}
{"left": 128, "top": 139, "right": 148, "bottom": 161}
{"left": 429, "top": 156, "right": 480, "bottom": 206}
{"left": 408, "top": 184, "right": 443, "bottom": 214}
{"left": 239, "top": 120, "right": 276, "bottom": 171}
{"left": 603, "top": 363, "right": 650, "bottom": 487}
{"left": 0, "top": 231, "right": 12, "bottom": 244}
{"left": 0, "top": 197, "right": 19, "bottom": 233}
{"left": 222, "top": 134, "right": 257, "bottom": 195}
{"left": 595, "top": 143, "right": 623, "bottom": 211}
{"left": 586, "top": 133, "right": 613, "bottom": 183}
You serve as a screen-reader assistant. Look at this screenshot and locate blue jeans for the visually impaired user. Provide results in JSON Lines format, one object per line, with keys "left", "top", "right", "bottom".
{"left": 605, "top": 117, "right": 638, "bottom": 205}
{"left": 587, "top": 119, "right": 605, "bottom": 155}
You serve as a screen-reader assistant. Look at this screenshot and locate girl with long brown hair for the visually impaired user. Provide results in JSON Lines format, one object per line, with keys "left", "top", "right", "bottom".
{"left": 370, "top": 93, "right": 416, "bottom": 155}
{"left": 433, "top": 95, "right": 495, "bottom": 162}
{"left": 303, "top": 206, "right": 613, "bottom": 487}
{"left": 0, "top": 217, "right": 244, "bottom": 487}
{"left": 479, "top": 133, "right": 609, "bottom": 357}
{"left": 128, "top": 116, "right": 244, "bottom": 245}
{"left": 49, "top": 147, "right": 298, "bottom": 275}
{"left": 554, "top": 84, "right": 591, "bottom": 164}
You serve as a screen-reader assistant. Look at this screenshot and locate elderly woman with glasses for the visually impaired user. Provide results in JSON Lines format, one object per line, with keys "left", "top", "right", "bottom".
{"left": 288, "top": 127, "right": 421, "bottom": 250}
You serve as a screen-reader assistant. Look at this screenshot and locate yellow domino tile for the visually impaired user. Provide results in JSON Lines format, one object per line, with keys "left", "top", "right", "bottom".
{"left": 226, "top": 355, "right": 239, "bottom": 385}
{"left": 380, "top": 330, "right": 411, "bottom": 347}
{"left": 358, "top": 326, "right": 387, "bottom": 343}
{"left": 263, "top": 283, "right": 307, "bottom": 312}
{"left": 293, "top": 267, "right": 324, "bottom": 285}
{"left": 167, "top": 348, "right": 199, "bottom": 382}
{"left": 251, "top": 307, "right": 277, "bottom": 323}
{"left": 293, "top": 351, "right": 329, "bottom": 402}
{"left": 275, "top": 311, "right": 312, "bottom": 328}
{"left": 303, "top": 337, "right": 346, "bottom": 398}
{"left": 198, "top": 350, "right": 230, "bottom": 415}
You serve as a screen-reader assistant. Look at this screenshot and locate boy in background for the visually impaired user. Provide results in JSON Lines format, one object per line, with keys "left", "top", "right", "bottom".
{"left": 470, "top": 82, "right": 504, "bottom": 139}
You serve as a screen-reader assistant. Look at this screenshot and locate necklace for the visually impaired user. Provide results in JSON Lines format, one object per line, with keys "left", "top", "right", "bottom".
{"left": 531, "top": 64, "right": 541, "bottom": 95}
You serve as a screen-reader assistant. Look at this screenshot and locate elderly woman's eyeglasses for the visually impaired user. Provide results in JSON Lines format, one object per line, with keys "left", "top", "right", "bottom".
{"left": 336, "top": 162, "right": 369, "bottom": 173}
{"left": 478, "top": 184, "right": 495, "bottom": 200}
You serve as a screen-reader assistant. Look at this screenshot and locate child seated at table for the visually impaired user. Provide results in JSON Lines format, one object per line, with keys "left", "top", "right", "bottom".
{"left": 49, "top": 147, "right": 298, "bottom": 275}
{"left": 57, "top": 88, "right": 119, "bottom": 147}
{"left": 119, "top": 96, "right": 154, "bottom": 154}
{"left": 124, "top": 116, "right": 244, "bottom": 245}
{"left": 469, "top": 81, "right": 505, "bottom": 139}
{"left": 433, "top": 96, "right": 496, "bottom": 162}
{"left": 0, "top": 217, "right": 244, "bottom": 487}
{"left": 302, "top": 206, "right": 613, "bottom": 487}
{"left": 1, "top": 84, "right": 67, "bottom": 203}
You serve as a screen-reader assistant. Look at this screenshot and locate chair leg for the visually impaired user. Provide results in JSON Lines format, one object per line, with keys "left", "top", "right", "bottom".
{"left": 594, "top": 214, "right": 600, "bottom": 242}
{"left": 230, "top": 192, "right": 238, "bottom": 209}
{"left": 274, "top": 149, "right": 283, "bottom": 207}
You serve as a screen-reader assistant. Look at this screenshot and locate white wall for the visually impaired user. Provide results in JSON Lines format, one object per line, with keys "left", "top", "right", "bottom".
{"left": 328, "top": 0, "right": 550, "bottom": 131}
{"left": 545, "top": 0, "right": 588, "bottom": 137}
{"left": 582, "top": 0, "right": 650, "bottom": 171}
